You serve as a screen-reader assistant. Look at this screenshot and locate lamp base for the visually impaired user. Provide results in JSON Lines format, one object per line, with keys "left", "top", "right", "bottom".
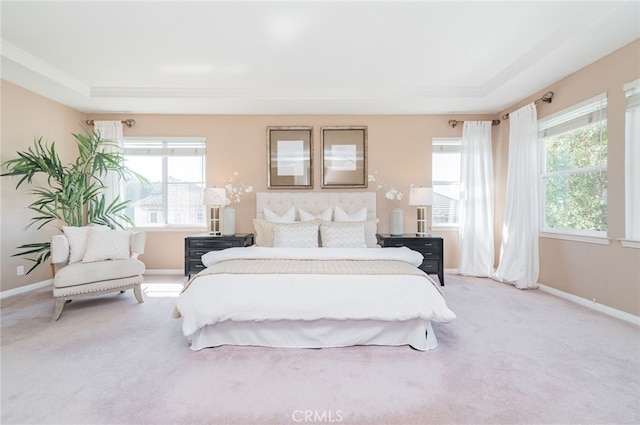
{"left": 209, "top": 206, "right": 221, "bottom": 236}
{"left": 415, "top": 206, "right": 428, "bottom": 237}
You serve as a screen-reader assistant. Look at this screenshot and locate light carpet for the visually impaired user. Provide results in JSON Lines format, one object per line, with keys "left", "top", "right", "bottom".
{"left": 1, "top": 273, "right": 639, "bottom": 425}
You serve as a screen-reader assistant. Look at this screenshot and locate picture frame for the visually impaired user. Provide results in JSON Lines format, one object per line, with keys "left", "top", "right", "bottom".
{"left": 267, "top": 126, "right": 313, "bottom": 189}
{"left": 321, "top": 126, "right": 368, "bottom": 188}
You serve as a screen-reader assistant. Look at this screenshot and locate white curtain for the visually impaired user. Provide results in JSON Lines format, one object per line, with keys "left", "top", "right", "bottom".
{"left": 458, "top": 121, "right": 494, "bottom": 277}
{"left": 494, "top": 103, "right": 539, "bottom": 289}
{"left": 93, "top": 121, "right": 124, "bottom": 207}
{"left": 625, "top": 82, "right": 640, "bottom": 241}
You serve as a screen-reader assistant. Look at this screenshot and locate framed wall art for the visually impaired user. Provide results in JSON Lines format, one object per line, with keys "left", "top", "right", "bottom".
{"left": 267, "top": 126, "right": 313, "bottom": 189}
{"left": 321, "top": 126, "right": 368, "bottom": 188}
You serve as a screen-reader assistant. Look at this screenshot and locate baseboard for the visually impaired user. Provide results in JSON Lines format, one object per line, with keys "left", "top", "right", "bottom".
{"left": 538, "top": 284, "right": 640, "bottom": 326}
{"left": 445, "top": 268, "right": 458, "bottom": 274}
{"left": 0, "top": 279, "right": 52, "bottom": 300}
{"left": 144, "top": 269, "right": 183, "bottom": 275}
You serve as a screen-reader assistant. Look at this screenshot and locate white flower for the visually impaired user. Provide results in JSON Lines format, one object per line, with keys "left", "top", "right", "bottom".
{"left": 224, "top": 172, "right": 253, "bottom": 205}
{"left": 371, "top": 170, "right": 403, "bottom": 202}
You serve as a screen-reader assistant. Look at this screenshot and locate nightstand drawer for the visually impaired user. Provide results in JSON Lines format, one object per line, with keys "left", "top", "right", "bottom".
{"left": 188, "top": 248, "right": 213, "bottom": 259}
{"left": 400, "top": 239, "right": 442, "bottom": 250}
{"left": 416, "top": 247, "right": 441, "bottom": 259}
{"left": 419, "top": 259, "right": 440, "bottom": 273}
{"left": 188, "top": 259, "right": 207, "bottom": 274}
{"left": 188, "top": 239, "right": 243, "bottom": 249}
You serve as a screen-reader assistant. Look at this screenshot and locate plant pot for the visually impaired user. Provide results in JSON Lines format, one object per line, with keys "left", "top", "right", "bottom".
{"left": 222, "top": 207, "right": 236, "bottom": 236}
{"left": 389, "top": 208, "right": 403, "bottom": 236}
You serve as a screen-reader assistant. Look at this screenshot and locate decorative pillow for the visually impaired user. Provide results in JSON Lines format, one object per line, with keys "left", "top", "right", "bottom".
{"left": 273, "top": 223, "right": 319, "bottom": 248}
{"left": 334, "top": 206, "right": 367, "bottom": 221}
{"left": 263, "top": 206, "right": 296, "bottom": 223}
{"left": 82, "top": 228, "right": 132, "bottom": 263}
{"left": 320, "top": 222, "right": 367, "bottom": 248}
{"left": 62, "top": 225, "right": 109, "bottom": 263}
{"left": 62, "top": 226, "right": 90, "bottom": 264}
{"left": 254, "top": 219, "right": 319, "bottom": 247}
{"left": 320, "top": 219, "right": 379, "bottom": 248}
{"left": 298, "top": 207, "right": 332, "bottom": 222}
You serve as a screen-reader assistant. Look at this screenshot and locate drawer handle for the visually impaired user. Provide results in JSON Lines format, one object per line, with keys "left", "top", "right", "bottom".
{"left": 424, "top": 252, "right": 433, "bottom": 256}
{"left": 224, "top": 242, "right": 234, "bottom": 246}
{"left": 193, "top": 241, "right": 205, "bottom": 247}
{"left": 424, "top": 243, "right": 433, "bottom": 247}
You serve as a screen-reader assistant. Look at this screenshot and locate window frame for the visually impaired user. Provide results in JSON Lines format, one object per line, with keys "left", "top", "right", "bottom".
{"left": 431, "top": 137, "right": 462, "bottom": 230}
{"left": 623, "top": 79, "right": 640, "bottom": 248}
{"left": 123, "top": 137, "right": 207, "bottom": 230}
{"left": 537, "top": 93, "right": 609, "bottom": 244}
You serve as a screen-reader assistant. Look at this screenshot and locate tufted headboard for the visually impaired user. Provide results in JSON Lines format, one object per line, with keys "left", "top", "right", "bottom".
{"left": 256, "top": 192, "right": 376, "bottom": 220}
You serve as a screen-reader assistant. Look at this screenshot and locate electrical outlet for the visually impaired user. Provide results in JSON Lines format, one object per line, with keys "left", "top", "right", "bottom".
{"left": 17, "top": 265, "right": 25, "bottom": 276}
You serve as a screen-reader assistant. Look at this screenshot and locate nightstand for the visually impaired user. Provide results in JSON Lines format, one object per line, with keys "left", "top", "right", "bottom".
{"left": 376, "top": 234, "right": 444, "bottom": 286}
{"left": 184, "top": 233, "right": 254, "bottom": 277}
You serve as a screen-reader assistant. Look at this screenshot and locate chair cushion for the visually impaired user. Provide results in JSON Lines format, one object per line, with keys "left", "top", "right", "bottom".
{"left": 54, "top": 258, "right": 145, "bottom": 289}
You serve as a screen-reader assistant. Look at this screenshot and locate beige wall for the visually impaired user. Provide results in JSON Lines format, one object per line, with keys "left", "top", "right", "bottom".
{"left": 494, "top": 39, "right": 640, "bottom": 316}
{"left": 84, "top": 113, "right": 492, "bottom": 272}
{"left": 0, "top": 80, "right": 85, "bottom": 290}
{"left": 2, "top": 40, "right": 638, "bottom": 317}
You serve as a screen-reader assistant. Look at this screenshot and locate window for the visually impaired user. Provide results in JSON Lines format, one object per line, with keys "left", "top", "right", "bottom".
{"left": 432, "top": 137, "right": 461, "bottom": 227}
{"left": 123, "top": 137, "right": 206, "bottom": 227}
{"left": 538, "top": 94, "right": 608, "bottom": 237}
{"left": 625, "top": 79, "right": 640, "bottom": 245}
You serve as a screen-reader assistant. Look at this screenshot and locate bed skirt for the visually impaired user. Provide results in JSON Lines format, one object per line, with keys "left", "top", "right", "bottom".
{"left": 187, "top": 318, "right": 437, "bottom": 351}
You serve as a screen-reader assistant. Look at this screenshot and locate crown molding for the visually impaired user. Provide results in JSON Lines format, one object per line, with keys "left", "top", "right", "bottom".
{"left": 1, "top": 40, "right": 90, "bottom": 96}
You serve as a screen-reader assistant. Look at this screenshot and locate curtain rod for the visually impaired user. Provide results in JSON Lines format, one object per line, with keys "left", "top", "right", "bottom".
{"left": 501, "top": 91, "right": 554, "bottom": 120}
{"left": 85, "top": 119, "right": 136, "bottom": 128}
{"left": 448, "top": 119, "right": 501, "bottom": 128}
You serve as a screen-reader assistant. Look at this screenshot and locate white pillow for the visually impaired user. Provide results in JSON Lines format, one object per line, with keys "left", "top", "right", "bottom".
{"left": 273, "top": 223, "right": 319, "bottom": 248}
{"left": 62, "top": 226, "right": 90, "bottom": 264}
{"left": 254, "top": 219, "right": 320, "bottom": 247}
{"left": 320, "top": 222, "right": 367, "bottom": 248}
{"left": 82, "top": 228, "right": 132, "bottom": 263}
{"left": 320, "top": 219, "right": 379, "bottom": 248}
{"left": 334, "top": 206, "right": 367, "bottom": 221}
{"left": 263, "top": 206, "right": 296, "bottom": 223}
{"left": 298, "top": 207, "right": 332, "bottom": 222}
{"left": 62, "top": 225, "right": 109, "bottom": 263}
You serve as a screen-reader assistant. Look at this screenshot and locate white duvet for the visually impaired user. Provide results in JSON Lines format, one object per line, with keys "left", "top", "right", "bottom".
{"left": 176, "top": 246, "right": 456, "bottom": 341}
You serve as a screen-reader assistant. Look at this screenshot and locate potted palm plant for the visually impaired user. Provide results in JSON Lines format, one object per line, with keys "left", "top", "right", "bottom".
{"left": 1, "top": 129, "right": 145, "bottom": 274}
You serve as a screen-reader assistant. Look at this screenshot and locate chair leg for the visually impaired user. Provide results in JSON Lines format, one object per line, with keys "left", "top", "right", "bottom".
{"left": 51, "top": 298, "right": 66, "bottom": 321}
{"left": 133, "top": 283, "right": 144, "bottom": 304}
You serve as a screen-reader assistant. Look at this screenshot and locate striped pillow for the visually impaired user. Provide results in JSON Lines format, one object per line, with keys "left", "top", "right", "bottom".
{"left": 273, "top": 223, "right": 319, "bottom": 248}
{"left": 320, "top": 222, "right": 367, "bottom": 248}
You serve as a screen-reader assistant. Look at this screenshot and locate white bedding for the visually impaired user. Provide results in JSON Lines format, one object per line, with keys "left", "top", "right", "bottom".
{"left": 175, "top": 246, "right": 456, "bottom": 351}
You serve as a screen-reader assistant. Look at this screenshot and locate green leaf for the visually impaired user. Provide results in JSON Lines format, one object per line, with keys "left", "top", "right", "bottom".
{"left": 1, "top": 129, "right": 146, "bottom": 273}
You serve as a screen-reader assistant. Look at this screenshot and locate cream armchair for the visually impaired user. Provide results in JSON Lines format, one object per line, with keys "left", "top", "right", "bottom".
{"left": 50, "top": 230, "right": 146, "bottom": 321}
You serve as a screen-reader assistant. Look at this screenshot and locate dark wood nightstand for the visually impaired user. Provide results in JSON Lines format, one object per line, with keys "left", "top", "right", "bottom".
{"left": 376, "top": 234, "right": 444, "bottom": 286}
{"left": 184, "top": 233, "right": 254, "bottom": 277}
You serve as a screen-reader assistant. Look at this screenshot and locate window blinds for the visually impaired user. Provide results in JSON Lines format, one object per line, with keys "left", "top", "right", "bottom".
{"left": 123, "top": 137, "right": 206, "bottom": 156}
{"left": 538, "top": 93, "right": 607, "bottom": 139}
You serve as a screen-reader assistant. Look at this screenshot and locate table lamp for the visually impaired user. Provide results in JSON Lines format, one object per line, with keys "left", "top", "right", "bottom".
{"left": 203, "top": 187, "right": 227, "bottom": 236}
{"left": 408, "top": 187, "right": 433, "bottom": 237}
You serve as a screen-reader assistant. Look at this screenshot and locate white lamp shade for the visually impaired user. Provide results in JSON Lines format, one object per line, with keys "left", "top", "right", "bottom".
{"left": 408, "top": 187, "right": 433, "bottom": 206}
{"left": 204, "top": 187, "right": 227, "bottom": 206}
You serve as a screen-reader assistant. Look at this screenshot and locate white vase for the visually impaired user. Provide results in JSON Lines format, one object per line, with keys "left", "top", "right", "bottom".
{"left": 389, "top": 208, "right": 403, "bottom": 236}
{"left": 222, "top": 207, "right": 236, "bottom": 236}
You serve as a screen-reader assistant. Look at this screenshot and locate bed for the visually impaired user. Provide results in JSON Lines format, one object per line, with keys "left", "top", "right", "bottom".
{"left": 175, "top": 192, "right": 456, "bottom": 351}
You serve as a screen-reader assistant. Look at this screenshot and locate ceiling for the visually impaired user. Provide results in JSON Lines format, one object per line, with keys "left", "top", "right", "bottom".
{"left": 1, "top": 1, "right": 639, "bottom": 115}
